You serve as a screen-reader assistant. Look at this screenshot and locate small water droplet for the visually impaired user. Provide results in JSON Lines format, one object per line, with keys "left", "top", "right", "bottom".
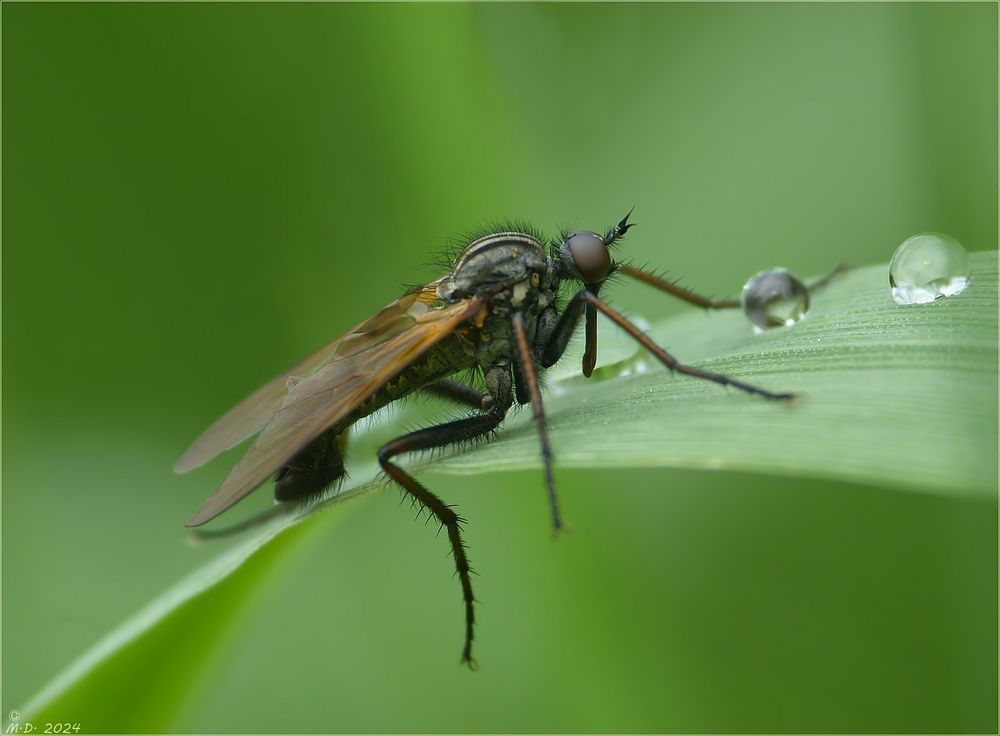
{"left": 889, "top": 233, "right": 969, "bottom": 305}
{"left": 741, "top": 268, "right": 809, "bottom": 330}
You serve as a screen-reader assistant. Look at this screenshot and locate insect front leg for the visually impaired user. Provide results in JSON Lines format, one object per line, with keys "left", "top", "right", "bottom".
{"left": 576, "top": 289, "right": 796, "bottom": 400}
{"left": 617, "top": 265, "right": 741, "bottom": 309}
{"left": 539, "top": 287, "right": 602, "bottom": 377}
{"left": 377, "top": 365, "right": 513, "bottom": 669}
{"left": 804, "top": 263, "right": 852, "bottom": 292}
{"left": 618, "top": 263, "right": 850, "bottom": 309}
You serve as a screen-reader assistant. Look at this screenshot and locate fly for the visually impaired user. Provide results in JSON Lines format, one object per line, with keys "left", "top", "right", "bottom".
{"left": 175, "top": 209, "right": 802, "bottom": 668}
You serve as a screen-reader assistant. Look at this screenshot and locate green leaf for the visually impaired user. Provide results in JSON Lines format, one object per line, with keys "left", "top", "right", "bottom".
{"left": 434, "top": 252, "right": 998, "bottom": 497}
{"left": 18, "top": 252, "right": 997, "bottom": 727}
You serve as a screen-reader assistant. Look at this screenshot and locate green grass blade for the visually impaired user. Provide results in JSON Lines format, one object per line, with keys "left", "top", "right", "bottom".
{"left": 18, "top": 252, "right": 997, "bottom": 725}
{"left": 434, "top": 251, "right": 998, "bottom": 497}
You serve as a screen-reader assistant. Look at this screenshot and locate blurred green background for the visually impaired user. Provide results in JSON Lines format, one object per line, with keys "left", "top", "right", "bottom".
{"left": 3, "top": 2, "right": 997, "bottom": 732}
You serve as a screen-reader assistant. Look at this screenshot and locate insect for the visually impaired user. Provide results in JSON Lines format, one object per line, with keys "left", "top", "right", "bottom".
{"left": 175, "top": 209, "right": 796, "bottom": 668}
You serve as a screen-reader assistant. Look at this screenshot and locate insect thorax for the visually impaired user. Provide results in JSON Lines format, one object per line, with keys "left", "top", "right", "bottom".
{"left": 437, "top": 232, "right": 550, "bottom": 303}
{"left": 435, "top": 231, "right": 559, "bottom": 373}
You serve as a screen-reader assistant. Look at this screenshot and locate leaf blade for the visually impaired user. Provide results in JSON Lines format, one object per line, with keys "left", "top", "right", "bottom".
{"left": 429, "top": 252, "right": 998, "bottom": 497}
{"left": 17, "top": 252, "right": 997, "bottom": 723}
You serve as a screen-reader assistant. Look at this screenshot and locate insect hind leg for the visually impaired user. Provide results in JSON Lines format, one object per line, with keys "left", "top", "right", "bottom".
{"left": 423, "top": 379, "right": 492, "bottom": 411}
{"left": 378, "top": 366, "right": 512, "bottom": 669}
{"left": 274, "top": 428, "right": 348, "bottom": 501}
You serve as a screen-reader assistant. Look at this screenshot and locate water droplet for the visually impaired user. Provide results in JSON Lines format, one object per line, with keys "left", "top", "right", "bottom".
{"left": 889, "top": 233, "right": 969, "bottom": 305}
{"left": 741, "top": 268, "right": 809, "bottom": 330}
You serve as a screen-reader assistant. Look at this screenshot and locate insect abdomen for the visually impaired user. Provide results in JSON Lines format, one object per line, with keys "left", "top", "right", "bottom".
{"left": 274, "top": 429, "right": 346, "bottom": 501}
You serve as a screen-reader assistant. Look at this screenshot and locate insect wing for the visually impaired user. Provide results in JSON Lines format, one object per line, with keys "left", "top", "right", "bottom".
{"left": 186, "top": 293, "right": 481, "bottom": 527}
{"left": 174, "top": 281, "right": 444, "bottom": 474}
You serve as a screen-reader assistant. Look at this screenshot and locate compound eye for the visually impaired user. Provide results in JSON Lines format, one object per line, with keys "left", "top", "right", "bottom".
{"left": 566, "top": 230, "right": 612, "bottom": 283}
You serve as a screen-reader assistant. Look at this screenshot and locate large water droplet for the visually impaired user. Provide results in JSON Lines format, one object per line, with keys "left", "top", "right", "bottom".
{"left": 889, "top": 233, "right": 969, "bottom": 305}
{"left": 741, "top": 268, "right": 809, "bottom": 330}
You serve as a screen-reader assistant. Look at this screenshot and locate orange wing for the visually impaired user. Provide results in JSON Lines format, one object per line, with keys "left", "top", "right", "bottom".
{"left": 174, "top": 280, "right": 445, "bottom": 474}
{"left": 184, "top": 289, "right": 481, "bottom": 527}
